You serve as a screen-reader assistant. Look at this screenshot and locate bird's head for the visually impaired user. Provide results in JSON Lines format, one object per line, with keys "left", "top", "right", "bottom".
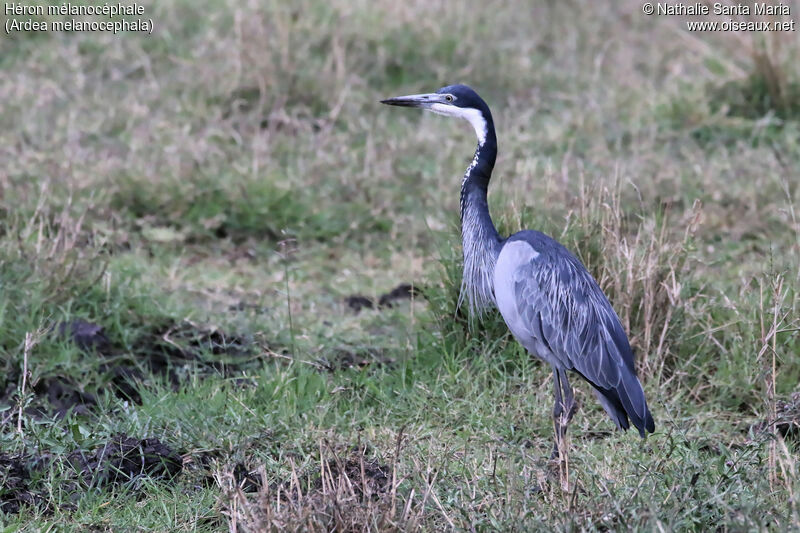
{"left": 381, "top": 84, "right": 493, "bottom": 145}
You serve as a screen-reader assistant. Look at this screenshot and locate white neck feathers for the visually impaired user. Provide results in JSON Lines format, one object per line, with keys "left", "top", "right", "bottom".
{"left": 429, "top": 104, "right": 487, "bottom": 145}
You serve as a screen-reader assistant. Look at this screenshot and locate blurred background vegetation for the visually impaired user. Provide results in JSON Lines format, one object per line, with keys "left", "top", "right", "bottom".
{"left": 1, "top": 0, "right": 799, "bottom": 530}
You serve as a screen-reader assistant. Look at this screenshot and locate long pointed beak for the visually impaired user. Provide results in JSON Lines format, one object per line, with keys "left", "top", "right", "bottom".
{"left": 380, "top": 92, "right": 443, "bottom": 108}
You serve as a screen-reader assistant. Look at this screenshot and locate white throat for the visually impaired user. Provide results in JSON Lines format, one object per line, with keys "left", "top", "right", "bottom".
{"left": 429, "top": 104, "right": 487, "bottom": 145}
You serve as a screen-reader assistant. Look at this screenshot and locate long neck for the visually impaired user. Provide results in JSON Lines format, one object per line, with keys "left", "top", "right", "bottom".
{"left": 459, "top": 122, "right": 502, "bottom": 314}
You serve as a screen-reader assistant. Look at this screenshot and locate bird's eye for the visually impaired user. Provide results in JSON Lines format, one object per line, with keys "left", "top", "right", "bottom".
{"left": 445, "top": 94, "right": 454, "bottom": 102}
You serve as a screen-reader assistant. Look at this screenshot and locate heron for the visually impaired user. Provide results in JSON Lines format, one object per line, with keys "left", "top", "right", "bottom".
{"left": 381, "top": 85, "right": 655, "bottom": 457}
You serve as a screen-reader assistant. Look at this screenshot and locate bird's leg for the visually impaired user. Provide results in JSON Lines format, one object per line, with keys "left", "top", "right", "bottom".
{"left": 550, "top": 368, "right": 564, "bottom": 460}
{"left": 548, "top": 369, "right": 578, "bottom": 492}
{"left": 560, "top": 371, "right": 577, "bottom": 424}
{"left": 550, "top": 369, "right": 577, "bottom": 461}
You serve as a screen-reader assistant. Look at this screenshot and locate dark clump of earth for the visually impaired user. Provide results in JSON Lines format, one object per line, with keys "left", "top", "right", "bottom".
{"left": 32, "top": 376, "right": 97, "bottom": 419}
{"left": 117, "top": 320, "right": 256, "bottom": 403}
{"left": 233, "top": 462, "right": 263, "bottom": 493}
{"left": 0, "top": 453, "right": 41, "bottom": 515}
{"left": 56, "top": 319, "right": 111, "bottom": 353}
{"left": 0, "top": 318, "right": 268, "bottom": 517}
{"left": 345, "top": 295, "right": 374, "bottom": 313}
{"left": 0, "top": 433, "right": 181, "bottom": 516}
{"left": 268, "top": 450, "right": 391, "bottom": 503}
{"left": 0, "top": 374, "right": 98, "bottom": 422}
{"left": 67, "top": 434, "right": 182, "bottom": 489}
{"left": 0, "top": 319, "right": 260, "bottom": 417}
{"left": 377, "top": 283, "right": 420, "bottom": 308}
{"left": 315, "top": 456, "right": 390, "bottom": 500}
{"left": 182, "top": 454, "right": 262, "bottom": 493}
{"left": 222, "top": 449, "right": 394, "bottom": 530}
{"left": 345, "top": 283, "right": 421, "bottom": 314}
{"left": 0, "top": 320, "right": 111, "bottom": 420}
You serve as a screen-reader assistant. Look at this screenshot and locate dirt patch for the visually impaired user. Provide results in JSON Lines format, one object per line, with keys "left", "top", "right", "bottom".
{"left": 67, "top": 434, "right": 182, "bottom": 489}
{"left": 345, "top": 295, "right": 374, "bottom": 313}
{"left": 221, "top": 446, "right": 392, "bottom": 499}
{"left": 265, "top": 446, "right": 392, "bottom": 502}
{"left": 312, "top": 455, "right": 390, "bottom": 500}
{"left": 0, "top": 453, "right": 42, "bottom": 515}
{"left": 377, "top": 283, "right": 419, "bottom": 308}
{"left": 182, "top": 455, "right": 263, "bottom": 494}
{"left": 1, "top": 319, "right": 261, "bottom": 418}
{"left": 228, "top": 301, "right": 270, "bottom": 314}
{"left": 0, "top": 433, "right": 181, "bottom": 516}
{"left": 233, "top": 462, "right": 263, "bottom": 493}
{"left": 118, "top": 320, "right": 257, "bottom": 402}
{"left": 582, "top": 429, "right": 614, "bottom": 441}
{"left": 345, "top": 283, "right": 422, "bottom": 314}
{"left": 1, "top": 374, "right": 98, "bottom": 422}
{"left": 56, "top": 319, "right": 111, "bottom": 353}
{"left": 32, "top": 376, "right": 97, "bottom": 419}
{"left": 0, "top": 320, "right": 109, "bottom": 420}
{"left": 221, "top": 447, "right": 395, "bottom": 532}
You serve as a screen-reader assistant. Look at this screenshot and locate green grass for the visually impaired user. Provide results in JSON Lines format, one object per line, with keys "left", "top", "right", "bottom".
{"left": 2, "top": 0, "right": 800, "bottom": 531}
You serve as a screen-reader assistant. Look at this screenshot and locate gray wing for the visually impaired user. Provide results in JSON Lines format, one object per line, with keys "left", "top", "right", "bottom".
{"left": 493, "top": 232, "right": 655, "bottom": 436}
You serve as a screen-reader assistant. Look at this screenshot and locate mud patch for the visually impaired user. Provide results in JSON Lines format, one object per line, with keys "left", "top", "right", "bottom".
{"left": 345, "top": 283, "right": 421, "bottom": 314}
{"left": 184, "top": 453, "right": 264, "bottom": 494}
{"left": 87, "top": 319, "right": 258, "bottom": 405}
{"left": 582, "top": 429, "right": 614, "bottom": 441}
{"left": 0, "top": 320, "right": 110, "bottom": 420}
{"left": 67, "top": 434, "right": 182, "bottom": 489}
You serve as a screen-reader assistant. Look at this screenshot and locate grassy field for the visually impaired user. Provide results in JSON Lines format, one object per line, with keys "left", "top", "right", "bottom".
{"left": 1, "top": 0, "right": 800, "bottom": 530}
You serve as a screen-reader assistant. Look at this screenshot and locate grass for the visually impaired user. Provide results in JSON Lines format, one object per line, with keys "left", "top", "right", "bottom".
{"left": 2, "top": 0, "right": 800, "bottom": 530}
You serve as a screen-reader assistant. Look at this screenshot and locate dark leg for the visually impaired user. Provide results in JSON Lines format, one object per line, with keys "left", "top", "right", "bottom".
{"left": 550, "top": 368, "right": 563, "bottom": 459}
{"left": 560, "top": 370, "right": 577, "bottom": 424}
{"left": 551, "top": 368, "right": 577, "bottom": 460}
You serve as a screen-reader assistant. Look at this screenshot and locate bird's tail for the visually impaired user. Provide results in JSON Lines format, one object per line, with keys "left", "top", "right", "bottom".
{"left": 592, "top": 371, "right": 655, "bottom": 437}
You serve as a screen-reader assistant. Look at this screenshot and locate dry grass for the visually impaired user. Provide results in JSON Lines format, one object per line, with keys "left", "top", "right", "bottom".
{"left": 218, "top": 434, "right": 431, "bottom": 533}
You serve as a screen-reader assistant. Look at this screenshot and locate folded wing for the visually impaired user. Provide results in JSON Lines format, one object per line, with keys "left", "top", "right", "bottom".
{"left": 494, "top": 232, "right": 655, "bottom": 436}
